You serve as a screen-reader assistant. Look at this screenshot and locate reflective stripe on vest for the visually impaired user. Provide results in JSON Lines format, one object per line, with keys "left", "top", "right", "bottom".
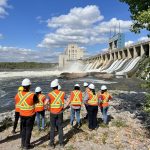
{"left": 50, "top": 91, "right": 64, "bottom": 108}
{"left": 102, "top": 93, "right": 109, "bottom": 104}
{"left": 35, "top": 95, "right": 44, "bottom": 108}
{"left": 17, "top": 92, "right": 34, "bottom": 110}
{"left": 71, "top": 91, "right": 82, "bottom": 105}
{"left": 88, "top": 91, "right": 98, "bottom": 105}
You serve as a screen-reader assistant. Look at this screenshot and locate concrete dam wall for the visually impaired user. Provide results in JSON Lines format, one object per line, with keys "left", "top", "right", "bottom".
{"left": 83, "top": 39, "right": 150, "bottom": 77}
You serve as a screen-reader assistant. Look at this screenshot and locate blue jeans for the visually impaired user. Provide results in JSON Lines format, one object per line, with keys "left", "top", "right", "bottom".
{"left": 101, "top": 107, "right": 109, "bottom": 124}
{"left": 36, "top": 110, "right": 45, "bottom": 129}
{"left": 70, "top": 107, "right": 81, "bottom": 125}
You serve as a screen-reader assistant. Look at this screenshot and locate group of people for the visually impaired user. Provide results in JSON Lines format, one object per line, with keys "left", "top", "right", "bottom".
{"left": 12, "top": 78, "right": 112, "bottom": 149}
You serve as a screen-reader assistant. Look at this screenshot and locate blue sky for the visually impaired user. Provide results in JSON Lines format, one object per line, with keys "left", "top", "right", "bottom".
{"left": 0, "top": 0, "right": 149, "bottom": 62}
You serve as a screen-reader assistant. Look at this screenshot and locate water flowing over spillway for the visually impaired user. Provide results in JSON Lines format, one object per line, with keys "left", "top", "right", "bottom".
{"left": 83, "top": 56, "right": 142, "bottom": 77}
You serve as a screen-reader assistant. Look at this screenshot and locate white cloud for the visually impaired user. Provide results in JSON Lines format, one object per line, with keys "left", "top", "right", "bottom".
{"left": 138, "top": 36, "right": 149, "bottom": 41}
{"left": 47, "top": 5, "right": 103, "bottom": 28}
{"left": 0, "top": 0, "right": 10, "bottom": 18}
{"left": 0, "top": 46, "right": 60, "bottom": 62}
{"left": 38, "top": 5, "right": 132, "bottom": 49}
{"left": 125, "top": 41, "right": 134, "bottom": 46}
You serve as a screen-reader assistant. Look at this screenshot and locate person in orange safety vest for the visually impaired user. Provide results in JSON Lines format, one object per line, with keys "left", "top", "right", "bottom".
{"left": 99, "top": 85, "right": 112, "bottom": 124}
{"left": 17, "top": 78, "right": 38, "bottom": 149}
{"left": 45, "top": 79, "right": 66, "bottom": 149}
{"left": 12, "top": 86, "right": 24, "bottom": 134}
{"left": 66, "top": 84, "right": 82, "bottom": 128}
{"left": 84, "top": 83, "right": 98, "bottom": 130}
{"left": 35, "top": 86, "right": 46, "bottom": 131}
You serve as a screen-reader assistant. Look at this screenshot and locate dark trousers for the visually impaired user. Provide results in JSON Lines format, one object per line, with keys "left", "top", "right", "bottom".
{"left": 50, "top": 113, "right": 63, "bottom": 145}
{"left": 21, "top": 115, "right": 35, "bottom": 148}
{"left": 87, "top": 105, "right": 98, "bottom": 129}
{"left": 13, "top": 111, "right": 20, "bottom": 132}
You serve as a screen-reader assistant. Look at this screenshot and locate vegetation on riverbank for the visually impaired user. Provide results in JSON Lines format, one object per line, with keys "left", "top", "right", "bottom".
{"left": 0, "top": 62, "right": 58, "bottom": 70}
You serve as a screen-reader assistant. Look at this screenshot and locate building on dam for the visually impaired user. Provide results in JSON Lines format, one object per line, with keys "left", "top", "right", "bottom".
{"left": 59, "top": 44, "right": 84, "bottom": 69}
{"left": 83, "top": 33, "right": 150, "bottom": 78}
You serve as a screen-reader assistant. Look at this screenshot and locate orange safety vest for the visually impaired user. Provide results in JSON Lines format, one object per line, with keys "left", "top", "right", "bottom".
{"left": 35, "top": 94, "right": 46, "bottom": 112}
{"left": 48, "top": 90, "right": 65, "bottom": 114}
{"left": 17, "top": 91, "right": 35, "bottom": 116}
{"left": 87, "top": 91, "right": 98, "bottom": 106}
{"left": 70, "top": 90, "right": 82, "bottom": 106}
{"left": 100, "top": 92, "right": 112, "bottom": 107}
{"left": 15, "top": 92, "right": 21, "bottom": 112}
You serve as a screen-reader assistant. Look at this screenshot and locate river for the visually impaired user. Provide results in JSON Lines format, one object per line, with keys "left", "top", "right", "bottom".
{"left": 0, "top": 71, "right": 147, "bottom": 113}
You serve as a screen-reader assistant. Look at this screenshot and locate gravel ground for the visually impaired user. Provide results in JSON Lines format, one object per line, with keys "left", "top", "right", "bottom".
{"left": 0, "top": 90, "right": 150, "bottom": 150}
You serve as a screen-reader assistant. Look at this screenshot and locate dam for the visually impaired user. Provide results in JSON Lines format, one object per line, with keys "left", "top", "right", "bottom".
{"left": 83, "top": 33, "right": 150, "bottom": 78}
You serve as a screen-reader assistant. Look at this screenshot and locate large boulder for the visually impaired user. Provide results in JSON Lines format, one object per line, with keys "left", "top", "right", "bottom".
{"left": 92, "top": 73, "right": 115, "bottom": 79}
{"left": 60, "top": 72, "right": 88, "bottom": 79}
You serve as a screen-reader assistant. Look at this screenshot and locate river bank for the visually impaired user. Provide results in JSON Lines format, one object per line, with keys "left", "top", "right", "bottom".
{"left": 0, "top": 90, "right": 150, "bottom": 150}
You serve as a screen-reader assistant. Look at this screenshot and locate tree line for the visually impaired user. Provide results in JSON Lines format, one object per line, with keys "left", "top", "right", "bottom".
{"left": 0, "top": 62, "right": 58, "bottom": 70}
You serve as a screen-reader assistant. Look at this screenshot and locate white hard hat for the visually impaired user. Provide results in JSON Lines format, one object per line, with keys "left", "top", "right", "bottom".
{"left": 74, "top": 84, "right": 80, "bottom": 87}
{"left": 101, "top": 85, "right": 107, "bottom": 90}
{"left": 88, "top": 84, "right": 95, "bottom": 90}
{"left": 22, "top": 78, "right": 31, "bottom": 86}
{"left": 35, "top": 87, "right": 42, "bottom": 93}
{"left": 58, "top": 84, "right": 61, "bottom": 90}
{"left": 51, "top": 79, "right": 59, "bottom": 88}
{"left": 83, "top": 82, "right": 88, "bottom": 87}
{"left": 54, "top": 79, "right": 59, "bottom": 83}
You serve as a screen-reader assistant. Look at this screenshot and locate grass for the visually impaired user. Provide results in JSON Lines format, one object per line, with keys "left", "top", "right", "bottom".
{"left": 65, "top": 145, "right": 76, "bottom": 150}
{"left": 101, "top": 132, "right": 108, "bottom": 144}
{"left": 0, "top": 117, "right": 13, "bottom": 132}
{"left": 143, "top": 94, "right": 150, "bottom": 114}
{"left": 111, "top": 118, "right": 127, "bottom": 128}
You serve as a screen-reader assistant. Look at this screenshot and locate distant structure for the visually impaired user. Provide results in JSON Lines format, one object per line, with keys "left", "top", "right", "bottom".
{"left": 59, "top": 44, "right": 84, "bottom": 68}
{"left": 109, "top": 33, "right": 125, "bottom": 51}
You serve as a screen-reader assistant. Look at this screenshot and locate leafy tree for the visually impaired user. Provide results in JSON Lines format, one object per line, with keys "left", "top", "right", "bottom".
{"left": 119, "top": 0, "right": 150, "bottom": 35}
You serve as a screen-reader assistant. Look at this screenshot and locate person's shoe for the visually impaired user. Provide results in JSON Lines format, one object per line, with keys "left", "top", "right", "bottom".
{"left": 88, "top": 128, "right": 93, "bottom": 131}
{"left": 77, "top": 123, "right": 82, "bottom": 128}
{"left": 11, "top": 130, "right": 16, "bottom": 134}
{"left": 23, "top": 144, "right": 34, "bottom": 149}
{"left": 49, "top": 143, "right": 55, "bottom": 149}
{"left": 41, "top": 127, "right": 45, "bottom": 131}
{"left": 57, "top": 144, "right": 64, "bottom": 148}
{"left": 68, "top": 124, "right": 73, "bottom": 129}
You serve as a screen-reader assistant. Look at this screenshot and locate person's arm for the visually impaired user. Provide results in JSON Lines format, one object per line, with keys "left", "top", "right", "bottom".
{"left": 83, "top": 93, "right": 89, "bottom": 104}
{"left": 65, "top": 92, "right": 72, "bottom": 108}
{"left": 44, "top": 95, "right": 50, "bottom": 105}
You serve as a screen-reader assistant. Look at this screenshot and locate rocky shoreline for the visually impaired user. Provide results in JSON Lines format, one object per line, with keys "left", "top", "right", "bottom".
{"left": 0, "top": 90, "right": 150, "bottom": 150}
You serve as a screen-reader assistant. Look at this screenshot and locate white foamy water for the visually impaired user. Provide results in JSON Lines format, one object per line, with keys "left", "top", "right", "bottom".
{"left": 0, "top": 70, "right": 62, "bottom": 80}
{"left": 0, "top": 89, "right": 7, "bottom": 98}
{"left": 78, "top": 78, "right": 117, "bottom": 84}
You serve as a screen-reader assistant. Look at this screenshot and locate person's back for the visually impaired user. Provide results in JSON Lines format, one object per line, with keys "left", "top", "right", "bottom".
{"left": 45, "top": 79, "right": 65, "bottom": 148}
{"left": 48, "top": 89, "right": 65, "bottom": 114}
{"left": 99, "top": 85, "right": 112, "bottom": 124}
{"left": 18, "top": 78, "right": 38, "bottom": 149}
{"left": 18, "top": 91, "right": 35, "bottom": 117}
{"left": 70, "top": 89, "right": 82, "bottom": 106}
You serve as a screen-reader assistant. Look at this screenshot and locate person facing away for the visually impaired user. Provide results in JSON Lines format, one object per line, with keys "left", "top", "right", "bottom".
{"left": 66, "top": 84, "right": 82, "bottom": 128}
{"left": 83, "top": 82, "right": 89, "bottom": 119}
{"left": 16, "top": 78, "right": 38, "bottom": 150}
{"left": 84, "top": 83, "right": 98, "bottom": 131}
{"left": 12, "top": 86, "right": 24, "bottom": 134}
{"left": 99, "top": 85, "right": 112, "bottom": 124}
{"left": 35, "top": 86, "right": 46, "bottom": 131}
{"left": 45, "top": 79, "right": 66, "bottom": 149}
